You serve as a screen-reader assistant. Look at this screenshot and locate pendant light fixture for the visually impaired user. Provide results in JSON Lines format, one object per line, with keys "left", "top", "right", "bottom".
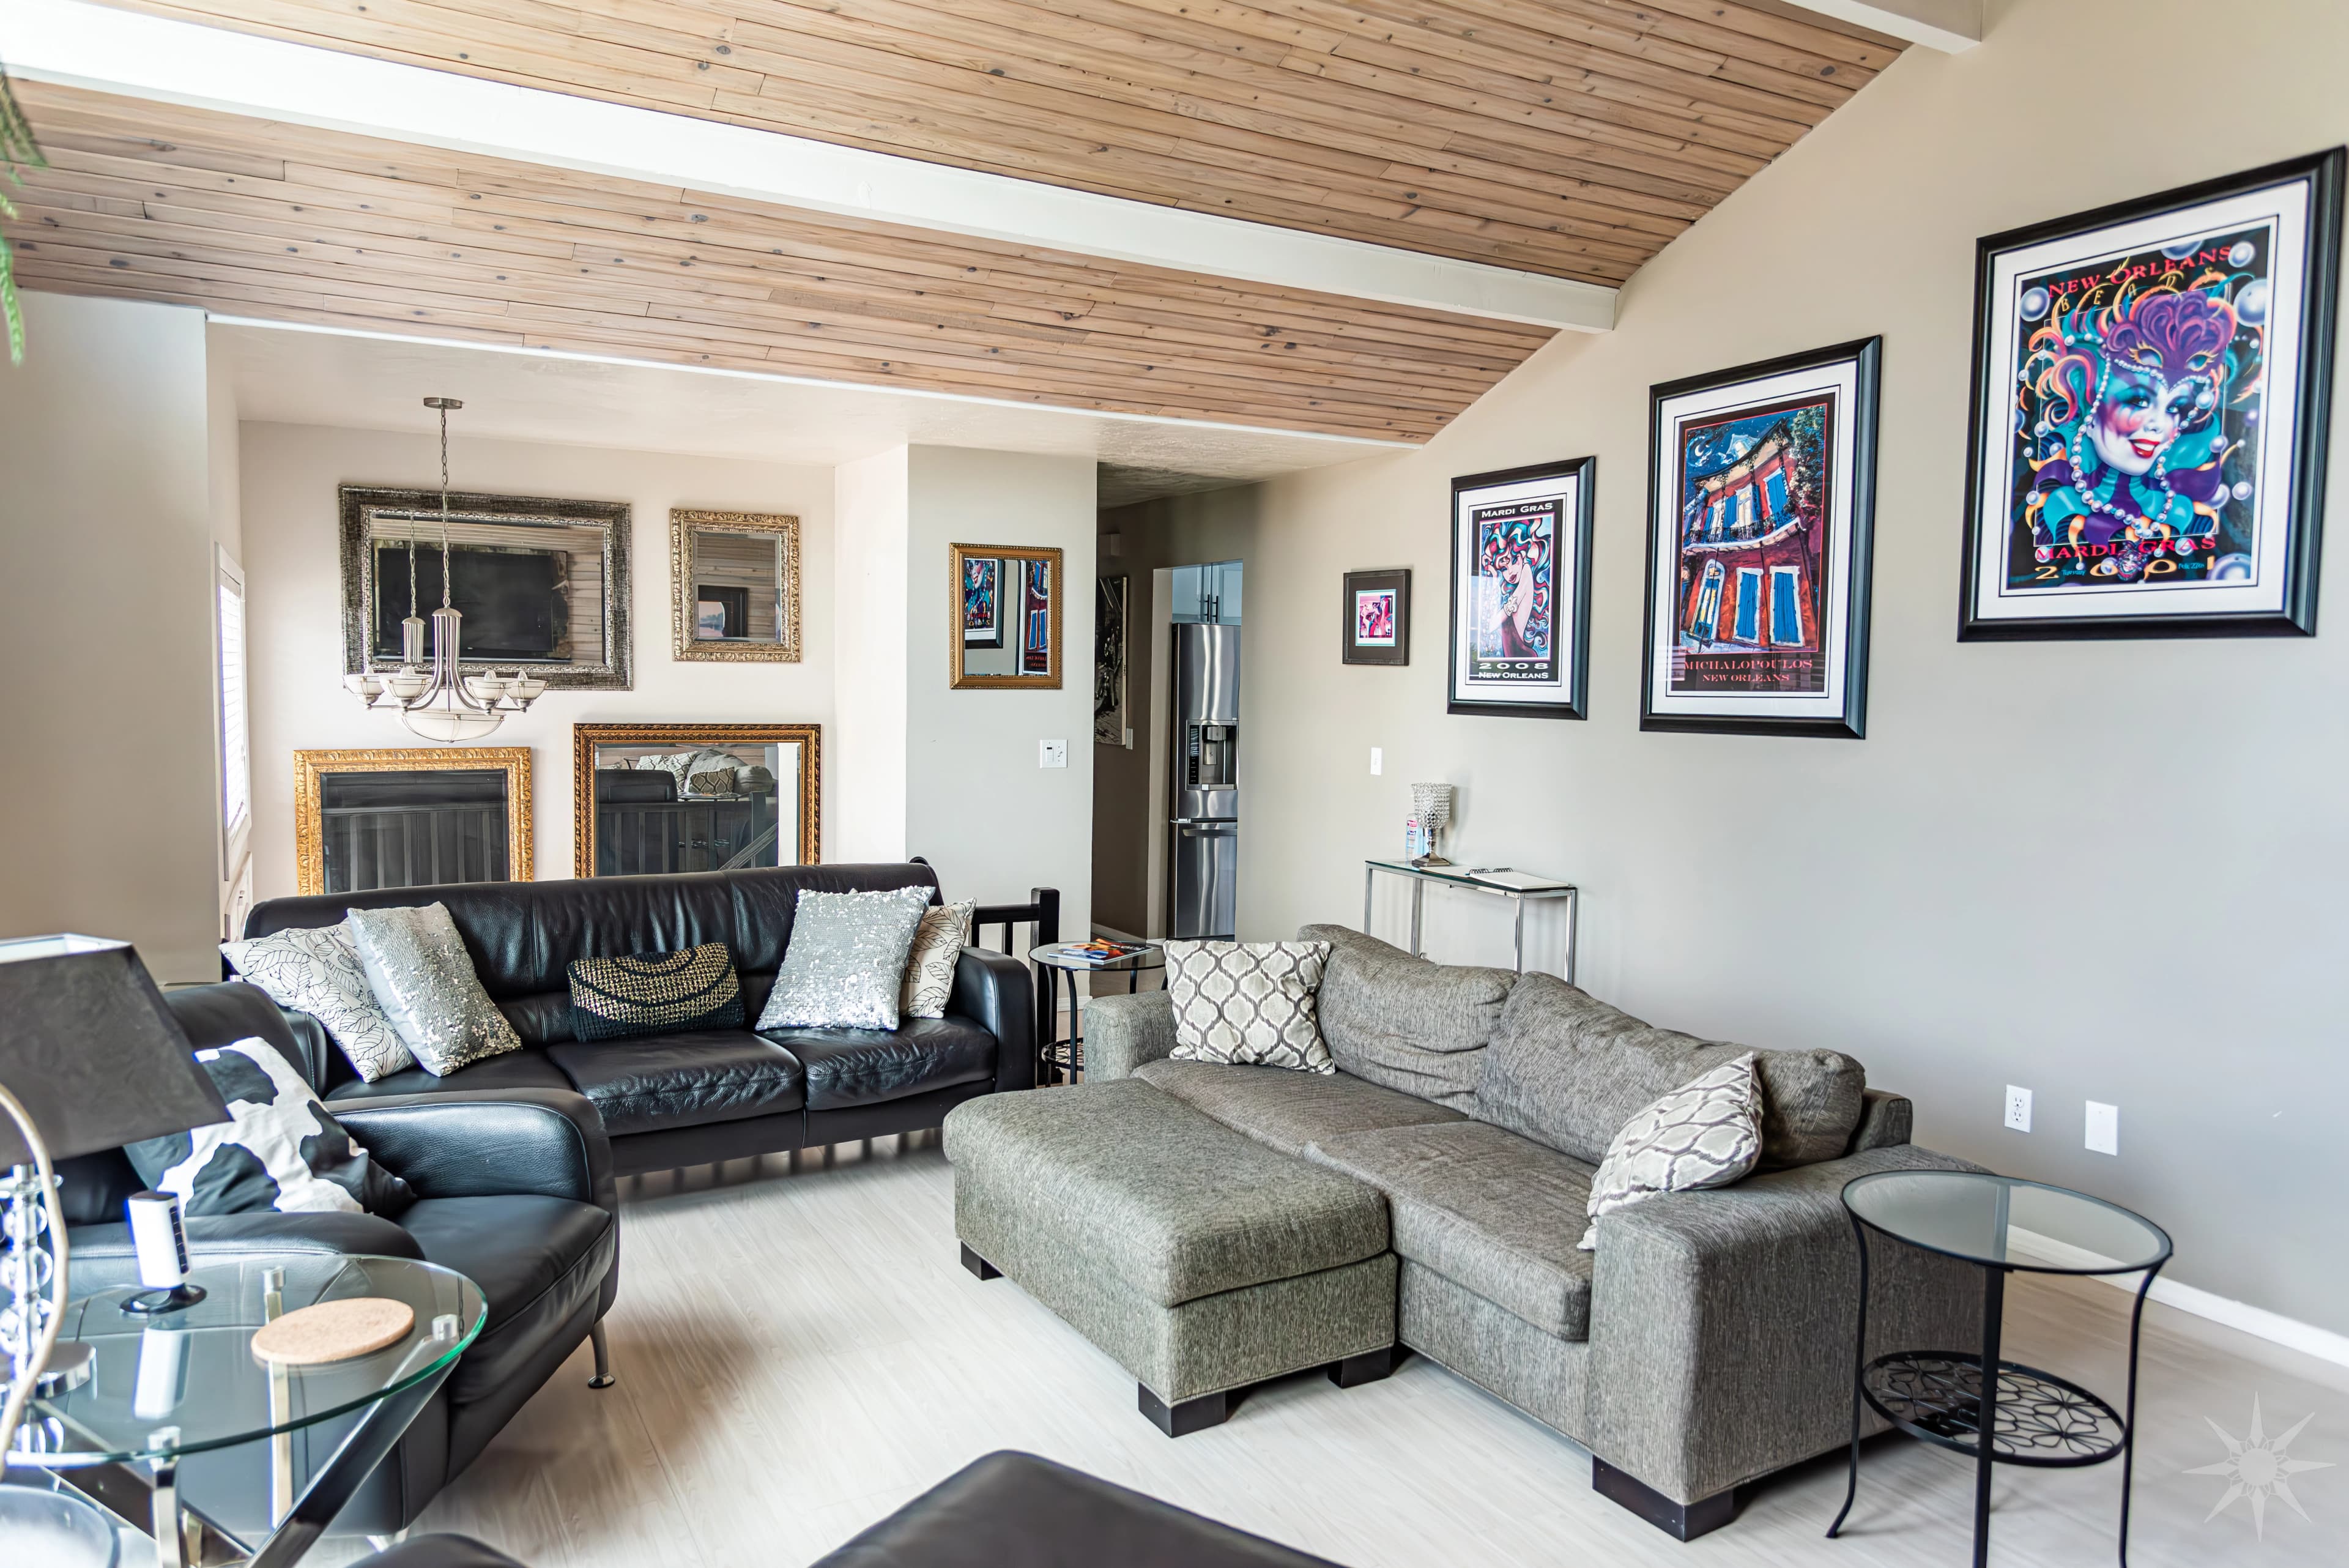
{"left": 344, "top": 397, "right": 546, "bottom": 741}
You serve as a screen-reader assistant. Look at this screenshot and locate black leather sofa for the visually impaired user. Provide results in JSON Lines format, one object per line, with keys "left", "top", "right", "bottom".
{"left": 58, "top": 981, "right": 620, "bottom": 1537}
{"left": 237, "top": 861, "right": 1037, "bottom": 1176}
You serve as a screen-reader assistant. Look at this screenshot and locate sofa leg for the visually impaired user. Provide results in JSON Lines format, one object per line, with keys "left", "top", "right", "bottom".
{"left": 588, "top": 1322, "right": 616, "bottom": 1389}
{"left": 1138, "top": 1384, "right": 1230, "bottom": 1438}
{"left": 1592, "top": 1457, "right": 1736, "bottom": 1541}
{"left": 960, "top": 1243, "right": 1002, "bottom": 1281}
{"left": 1329, "top": 1346, "right": 1400, "bottom": 1388}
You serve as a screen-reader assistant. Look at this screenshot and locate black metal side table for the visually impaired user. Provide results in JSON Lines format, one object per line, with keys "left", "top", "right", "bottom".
{"left": 1830, "top": 1170, "right": 2171, "bottom": 1568}
{"left": 1029, "top": 943, "right": 1165, "bottom": 1085}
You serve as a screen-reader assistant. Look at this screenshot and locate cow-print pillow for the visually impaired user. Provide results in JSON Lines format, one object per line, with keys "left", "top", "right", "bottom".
{"left": 125, "top": 1038, "right": 414, "bottom": 1217}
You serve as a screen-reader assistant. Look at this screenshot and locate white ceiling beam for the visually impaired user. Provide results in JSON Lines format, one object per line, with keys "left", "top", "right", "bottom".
{"left": 1770, "top": 0, "right": 1980, "bottom": 52}
{"left": 0, "top": 0, "right": 1615, "bottom": 332}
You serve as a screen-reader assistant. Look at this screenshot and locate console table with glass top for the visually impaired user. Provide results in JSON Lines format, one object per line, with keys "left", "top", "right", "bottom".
{"left": 1829, "top": 1170, "right": 2171, "bottom": 1568}
{"left": 1362, "top": 860, "right": 1578, "bottom": 981}
{"left": 14, "top": 1253, "right": 484, "bottom": 1568}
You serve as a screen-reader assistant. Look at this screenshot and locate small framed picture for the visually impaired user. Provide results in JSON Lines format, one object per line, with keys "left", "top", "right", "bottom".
{"left": 1960, "top": 149, "right": 2342, "bottom": 639}
{"left": 1343, "top": 569, "right": 1410, "bottom": 665}
{"left": 962, "top": 554, "right": 1003, "bottom": 648}
{"left": 1448, "top": 458, "right": 1595, "bottom": 719}
{"left": 1642, "top": 338, "right": 1881, "bottom": 738}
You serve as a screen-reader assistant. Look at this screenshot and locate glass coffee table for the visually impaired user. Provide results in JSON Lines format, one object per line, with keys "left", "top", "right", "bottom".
{"left": 1030, "top": 942, "right": 1165, "bottom": 1085}
{"left": 1828, "top": 1170, "right": 2172, "bottom": 1568}
{"left": 13, "top": 1253, "right": 484, "bottom": 1568}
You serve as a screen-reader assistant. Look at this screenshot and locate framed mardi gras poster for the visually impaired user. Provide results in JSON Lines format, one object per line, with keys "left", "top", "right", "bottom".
{"left": 1447, "top": 458, "right": 1594, "bottom": 719}
{"left": 1642, "top": 338, "right": 1880, "bottom": 738}
{"left": 962, "top": 554, "right": 1003, "bottom": 647}
{"left": 1961, "top": 150, "right": 2342, "bottom": 639}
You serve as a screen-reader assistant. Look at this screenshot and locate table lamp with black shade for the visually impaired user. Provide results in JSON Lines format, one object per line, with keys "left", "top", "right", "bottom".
{"left": 0, "top": 935, "right": 229, "bottom": 1463}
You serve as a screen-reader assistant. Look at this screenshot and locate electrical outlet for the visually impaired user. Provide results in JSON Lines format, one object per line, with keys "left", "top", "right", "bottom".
{"left": 2003, "top": 1085, "right": 2033, "bottom": 1133}
{"left": 2085, "top": 1101, "right": 2118, "bottom": 1156}
{"left": 1370, "top": 747, "right": 1383, "bottom": 776}
{"left": 1038, "top": 739, "right": 1067, "bottom": 769}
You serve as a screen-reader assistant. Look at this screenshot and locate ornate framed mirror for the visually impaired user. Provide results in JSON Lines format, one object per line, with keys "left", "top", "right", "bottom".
{"left": 294, "top": 747, "right": 533, "bottom": 897}
{"left": 572, "top": 723, "right": 820, "bottom": 877}
{"left": 670, "top": 509, "right": 802, "bottom": 662}
{"left": 951, "top": 543, "right": 1063, "bottom": 689}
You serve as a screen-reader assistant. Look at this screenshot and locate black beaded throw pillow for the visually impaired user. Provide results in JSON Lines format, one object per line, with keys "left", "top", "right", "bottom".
{"left": 568, "top": 942, "right": 744, "bottom": 1041}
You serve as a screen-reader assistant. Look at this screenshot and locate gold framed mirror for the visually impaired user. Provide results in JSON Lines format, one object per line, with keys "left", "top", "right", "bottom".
{"left": 670, "top": 508, "right": 802, "bottom": 662}
{"left": 951, "top": 543, "right": 1063, "bottom": 689}
{"left": 572, "top": 723, "right": 820, "bottom": 877}
{"left": 294, "top": 747, "right": 533, "bottom": 897}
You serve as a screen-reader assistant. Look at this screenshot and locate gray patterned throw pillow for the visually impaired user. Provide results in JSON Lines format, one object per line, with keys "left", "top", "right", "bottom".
{"left": 221, "top": 921, "right": 417, "bottom": 1082}
{"left": 757, "top": 886, "right": 932, "bottom": 1031}
{"left": 347, "top": 902, "right": 523, "bottom": 1076}
{"left": 1578, "top": 1052, "right": 1762, "bottom": 1250}
{"left": 900, "top": 899, "right": 975, "bottom": 1020}
{"left": 1165, "top": 940, "right": 1334, "bottom": 1074}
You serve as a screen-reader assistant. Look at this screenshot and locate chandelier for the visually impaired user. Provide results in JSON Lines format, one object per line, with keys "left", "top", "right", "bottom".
{"left": 344, "top": 396, "right": 546, "bottom": 741}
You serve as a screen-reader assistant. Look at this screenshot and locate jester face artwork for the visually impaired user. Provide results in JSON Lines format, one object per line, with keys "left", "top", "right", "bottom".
{"left": 2006, "top": 231, "right": 2268, "bottom": 592}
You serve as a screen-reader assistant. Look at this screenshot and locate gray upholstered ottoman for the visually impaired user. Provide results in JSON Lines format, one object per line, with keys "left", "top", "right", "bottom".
{"left": 943, "top": 1079, "right": 1398, "bottom": 1435}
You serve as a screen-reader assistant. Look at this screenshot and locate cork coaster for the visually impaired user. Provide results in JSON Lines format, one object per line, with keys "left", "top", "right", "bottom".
{"left": 250, "top": 1298, "right": 415, "bottom": 1366}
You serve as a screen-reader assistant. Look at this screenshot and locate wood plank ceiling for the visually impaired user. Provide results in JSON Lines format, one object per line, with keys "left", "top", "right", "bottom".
{"left": 91, "top": 0, "right": 1906, "bottom": 284}
{"left": 4, "top": 2, "right": 1903, "bottom": 439}
{"left": 8, "top": 81, "right": 1557, "bottom": 440}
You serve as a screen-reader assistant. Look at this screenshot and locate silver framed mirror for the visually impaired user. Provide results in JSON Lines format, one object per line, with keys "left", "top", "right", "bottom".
{"left": 340, "top": 485, "right": 632, "bottom": 690}
{"left": 670, "top": 509, "right": 802, "bottom": 662}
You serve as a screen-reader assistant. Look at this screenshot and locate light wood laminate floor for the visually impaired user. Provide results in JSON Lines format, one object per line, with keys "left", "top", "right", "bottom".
{"left": 330, "top": 1138, "right": 2348, "bottom": 1567}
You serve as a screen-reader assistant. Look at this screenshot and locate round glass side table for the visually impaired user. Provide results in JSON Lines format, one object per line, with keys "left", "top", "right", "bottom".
{"left": 1828, "top": 1170, "right": 2171, "bottom": 1568}
{"left": 1029, "top": 942, "right": 1165, "bottom": 1084}
{"left": 12, "top": 1253, "right": 484, "bottom": 1568}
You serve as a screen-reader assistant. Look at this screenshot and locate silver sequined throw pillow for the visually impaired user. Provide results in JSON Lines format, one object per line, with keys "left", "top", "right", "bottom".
{"left": 346, "top": 902, "right": 523, "bottom": 1077}
{"left": 757, "top": 886, "right": 933, "bottom": 1032}
{"left": 1165, "top": 939, "right": 1334, "bottom": 1074}
{"left": 1579, "top": 1052, "right": 1762, "bottom": 1250}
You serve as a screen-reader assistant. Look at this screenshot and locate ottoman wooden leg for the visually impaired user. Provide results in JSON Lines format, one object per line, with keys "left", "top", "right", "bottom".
{"left": 960, "top": 1243, "right": 1001, "bottom": 1280}
{"left": 1329, "top": 1346, "right": 1399, "bottom": 1388}
{"left": 1138, "top": 1385, "right": 1231, "bottom": 1438}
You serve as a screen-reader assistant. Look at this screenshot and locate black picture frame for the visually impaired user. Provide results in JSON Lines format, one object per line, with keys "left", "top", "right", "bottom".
{"left": 1342, "top": 568, "right": 1411, "bottom": 665}
{"left": 1447, "top": 457, "right": 1595, "bottom": 720}
{"left": 1641, "top": 338, "right": 1880, "bottom": 739}
{"left": 1958, "top": 149, "right": 2343, "bottom": 640}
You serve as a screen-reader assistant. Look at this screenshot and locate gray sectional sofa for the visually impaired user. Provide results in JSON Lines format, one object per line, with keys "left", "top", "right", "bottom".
{"left": 948, "top": 925, "right": 1980, "bottom": 1540}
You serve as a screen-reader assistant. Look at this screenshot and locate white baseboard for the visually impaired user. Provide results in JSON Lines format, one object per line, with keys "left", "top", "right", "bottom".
{"left": 2006, "top": 1226, "right": 2349, "bottom": 1370}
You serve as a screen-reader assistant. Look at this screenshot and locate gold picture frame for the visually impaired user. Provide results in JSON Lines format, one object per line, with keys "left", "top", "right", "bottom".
{"left": 571, "top": 723, "right": 822, "bottom": 877}
{"left": 670, "top": 508, "right": 803, "bottom": 663}
{"left": 293, "top": 748, "right": 533, "bottom": 897}
{"left": 950, "top": 543, "right": 1063, "bottom": 689}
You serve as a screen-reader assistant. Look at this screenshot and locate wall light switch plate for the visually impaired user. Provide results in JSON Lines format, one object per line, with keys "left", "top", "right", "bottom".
{"left": 2085, "top": 1101, "right": 2118, "bottom": 1156}
{"left": 2003, "top": 1085, "right": 2032, "bottom": 1133}
{"left": 1039, "top": 740, "right": 1067, "bottom": 769}
{"left": 1370, "top": 748, "right": 1383, "bottom": 776}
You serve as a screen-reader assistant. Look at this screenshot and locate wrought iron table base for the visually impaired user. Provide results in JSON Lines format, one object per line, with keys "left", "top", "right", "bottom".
{"left": 1827, "top": 1214, "right": 2161, "bottom": 1567}
{"left": 1037, "top": 961, "right": 1149, "bottom": 1086}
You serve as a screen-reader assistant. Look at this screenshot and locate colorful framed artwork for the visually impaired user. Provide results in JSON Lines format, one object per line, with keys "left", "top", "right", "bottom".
{"left": 949, "top": 543, "right": 1063, "bottom": 689}
{"left": 1961, "top": 150, "right": 2342, "bottom": 639}
{"left": 1448, "top": 459, "right": 1594, "bottom": 719}
{"left": 962, "top": 554, "right": 1003, "bottom": 648}
{"left": 1642, "top": 338, "right": 1880, "bottom": 738}
{"left": 1343, "top": 568, "right": 1410, "bottom": 666}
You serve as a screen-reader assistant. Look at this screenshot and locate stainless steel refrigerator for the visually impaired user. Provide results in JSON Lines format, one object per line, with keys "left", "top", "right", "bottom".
{"left": 1168, "top": 622, "right": 1240, "bottom": 938}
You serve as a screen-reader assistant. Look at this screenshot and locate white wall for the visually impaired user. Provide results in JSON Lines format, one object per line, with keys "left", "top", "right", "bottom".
{"left": 239, "top": 423, "right": 834, "bottom": 898}
{"left": 831, "top": 447, "right": 912, "bottom": 863}
{"left": 0, "top": 293, "right": 222, "bottom": 981}
{"left": 905, "top": 447, "right": 1097, "bottom": 931}
{"left": 1152, "top": 0, "right": 2349, "bottom": 1335}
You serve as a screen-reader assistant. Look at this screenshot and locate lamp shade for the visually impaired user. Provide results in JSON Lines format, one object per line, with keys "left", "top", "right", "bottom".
{"left": 0, "top": 935, "right": 230, "bottom": 1165}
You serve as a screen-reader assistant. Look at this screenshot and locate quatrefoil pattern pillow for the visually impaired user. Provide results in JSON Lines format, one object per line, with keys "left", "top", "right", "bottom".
{"left": 1165, "top": 939, "right": 1334, "bottom": 1074}
{"left": 1579, "top": 1051, "right": 1762, "bottom": 1249}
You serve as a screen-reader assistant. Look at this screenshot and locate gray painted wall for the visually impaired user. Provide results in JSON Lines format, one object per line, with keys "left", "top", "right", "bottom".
{"left": 1149, "top": 0, "right": 2349, "bottom": 1334}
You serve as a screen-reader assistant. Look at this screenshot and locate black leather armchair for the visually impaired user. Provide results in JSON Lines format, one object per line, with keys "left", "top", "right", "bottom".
{"left": 56, "top": 982, "right": 622, "bottom": 1537}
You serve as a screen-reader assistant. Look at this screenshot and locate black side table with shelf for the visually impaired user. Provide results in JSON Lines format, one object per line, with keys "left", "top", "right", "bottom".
{"left": 1829, "top": 1170, "right": 2172, "bottom": 1568}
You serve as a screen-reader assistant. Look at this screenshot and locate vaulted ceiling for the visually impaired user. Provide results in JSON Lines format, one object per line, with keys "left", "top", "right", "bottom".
{"left": 4, "top": 1, "right": 1906, "bottom": 440}
{"left": 92, "top": 0, "right": 1903, "bottom": 284}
